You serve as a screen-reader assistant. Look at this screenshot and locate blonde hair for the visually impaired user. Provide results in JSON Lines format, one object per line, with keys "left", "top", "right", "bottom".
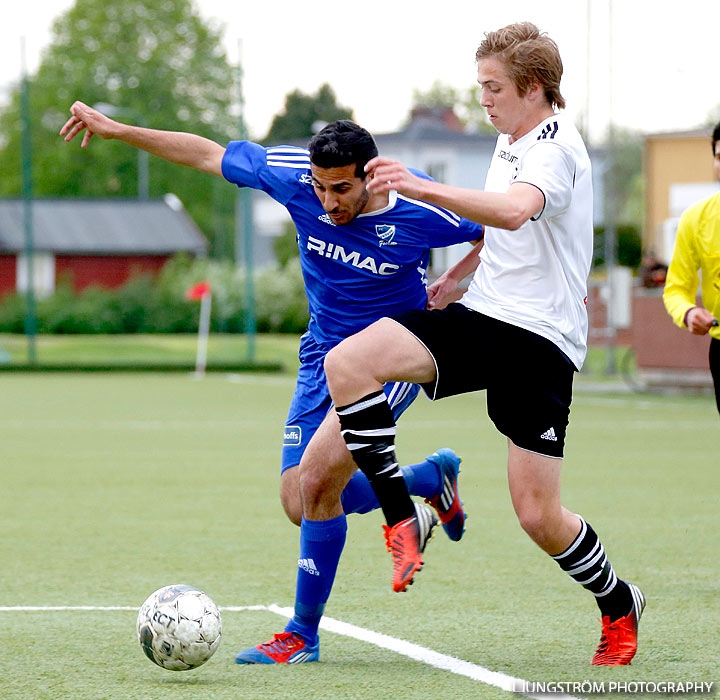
{"left": 475, "top": 22, "right": 566, "bottom": 110}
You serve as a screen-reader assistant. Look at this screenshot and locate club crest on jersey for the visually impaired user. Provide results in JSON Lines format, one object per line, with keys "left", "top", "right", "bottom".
{"left": 375, "top": 224, "right": 396, "bottom": 246}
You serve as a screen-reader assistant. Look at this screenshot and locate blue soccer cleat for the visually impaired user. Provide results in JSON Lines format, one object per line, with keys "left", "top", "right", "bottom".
{"left": 424, "top": 448, "right": 467, "bottom": 542}
{"left": 235, "top": 632, "right": 319, "bottom": 664}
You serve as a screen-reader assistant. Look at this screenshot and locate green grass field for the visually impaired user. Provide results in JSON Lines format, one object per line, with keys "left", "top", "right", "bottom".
{"left": 0, "top": 333, "right": 302, "bottom": 371}
{"left": 1, "top": 369, "right": 717, "bottom": 699}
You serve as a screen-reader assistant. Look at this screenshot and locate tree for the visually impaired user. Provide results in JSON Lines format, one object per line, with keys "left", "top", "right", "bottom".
{"left": 272, "top": 221, "right": 300, "bottom": 268}
{"left": 0, "top": 0, "right": 239, "bottom": 258}
{"left": 411, "top": 80, "right": 496, "bottom": 135}
{"left": 602, "top": 125, "right": 644, "bottom": 227}
{"left": 263, "top": 84, "right": 353, "bottom": 144}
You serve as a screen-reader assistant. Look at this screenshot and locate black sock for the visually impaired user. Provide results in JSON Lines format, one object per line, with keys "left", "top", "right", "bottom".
{"left": 552, "top": 517, "right": 633, "bottom": 621}
{"left": 336, "top": 390, "right": 415, "bottom": 527}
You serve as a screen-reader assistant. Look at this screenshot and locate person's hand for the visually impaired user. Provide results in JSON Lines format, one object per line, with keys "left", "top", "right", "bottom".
{"left": 60, "top": 101, "right": 122, "bottom": 148}
{"left": 365, "top": 157, "right": 427, "bottom": 199}
{"left": 426, "top": 272, "right": 459, "bottom": 310}
{"left": 686, "top": 306, "right": 716, "bottom": 335}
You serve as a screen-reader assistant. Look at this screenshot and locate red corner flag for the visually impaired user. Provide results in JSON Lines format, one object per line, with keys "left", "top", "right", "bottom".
{"left": 185, "top": 280, "right": 211, "bottom": 300}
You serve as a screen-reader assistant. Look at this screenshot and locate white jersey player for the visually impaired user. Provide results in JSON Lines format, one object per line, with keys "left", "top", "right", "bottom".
{"left": 322, "top": 21, "right": 645, "bottom": 667}
{"left": 462, "top": 111, "right": 593, "bottom": 370}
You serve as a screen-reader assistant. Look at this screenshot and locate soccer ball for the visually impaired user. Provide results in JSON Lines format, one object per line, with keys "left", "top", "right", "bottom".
{"left": 136, "top": 584, "right": 222, "bottom": 671}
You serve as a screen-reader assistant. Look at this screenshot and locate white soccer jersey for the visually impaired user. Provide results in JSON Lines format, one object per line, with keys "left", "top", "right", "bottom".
{"left": 460, "top": 113, "right": 593, "bottom": 369}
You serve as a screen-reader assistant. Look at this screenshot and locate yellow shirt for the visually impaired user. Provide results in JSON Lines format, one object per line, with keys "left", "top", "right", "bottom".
{"left": 663, "top": 191, "right": 720, "bottom": 340}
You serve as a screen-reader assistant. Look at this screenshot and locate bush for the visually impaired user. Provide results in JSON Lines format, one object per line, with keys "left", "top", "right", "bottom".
{"left": 272, "top": 222, "right": 300, "bottom": 268}
{"left": 255, "top": 259, "right": 311, "bottom": 333}
{"left": 0, "top": 255, "right": 310, "bottom": 334}
{"left": 0, "top": 292, "right": 29, "bottom": 333}
{"left": 593, "top": 223, "right": 642, "bottom": 270}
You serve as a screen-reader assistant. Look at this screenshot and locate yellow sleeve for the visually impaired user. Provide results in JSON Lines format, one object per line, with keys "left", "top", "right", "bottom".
{"left": 663, "top": 208, "right": 700, "bottom": 328}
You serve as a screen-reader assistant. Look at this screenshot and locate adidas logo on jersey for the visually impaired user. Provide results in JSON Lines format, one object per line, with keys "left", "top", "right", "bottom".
{"left": 318, "top": 213, "right": 336, "bottom": 226}
{"left": 537, "top": 121, "right": 559, "bottom": 140}
{"left": 298, "top": 558, "right": 320, "bottom": 576}
{"left": 540, "top": 427, "right": 558, "bottom": 441}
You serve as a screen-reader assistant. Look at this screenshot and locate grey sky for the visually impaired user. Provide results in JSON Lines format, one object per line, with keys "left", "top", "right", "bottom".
{"left": 2, "top": 0, "right": 717, "bottom": 142}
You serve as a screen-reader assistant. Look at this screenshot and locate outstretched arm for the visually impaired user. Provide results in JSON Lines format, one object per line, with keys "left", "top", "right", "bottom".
{"left": 60, "top": 101, "right": 225, "bottom": 176}
{"left": 365, "top": 156, "right": 544, "bottom": 230}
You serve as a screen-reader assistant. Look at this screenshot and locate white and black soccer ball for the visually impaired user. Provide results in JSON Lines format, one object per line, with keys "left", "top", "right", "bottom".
{"left": 137, "top": 584, "right": 222, "bottom": 671}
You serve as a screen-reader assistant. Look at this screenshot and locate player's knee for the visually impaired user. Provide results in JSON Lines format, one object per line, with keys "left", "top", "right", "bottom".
{"left": 299, "top": 467, "right": 337, "bottom": 511}
{"left": 516, "top": 507, "right": 555, "bottom": 547}
{"left": 323, "top": 344, "right": 356, "bottom": 388}
{"left": 280, "top": 469, "right": 302, "bottom": 526}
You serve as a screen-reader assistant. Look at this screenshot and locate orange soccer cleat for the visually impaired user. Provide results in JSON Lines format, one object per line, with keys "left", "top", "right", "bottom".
{"left": 592, "top": 584, "right": 646, "bottom": 665}
{"left": 383, "top": 502, "right": 438, "bottom": 592}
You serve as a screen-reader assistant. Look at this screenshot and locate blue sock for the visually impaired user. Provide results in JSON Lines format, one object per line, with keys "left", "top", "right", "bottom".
{"left": 340, "top": 469, "right": 380, "bottom": 514}
{"left": 341, "top": 460, "right": 441, "bottom": 515}
{"left": 284, "top": 515, "right": 347, "bottom": 645}
{"left": 400, "top": 460, "right": 441, "bottom": 500}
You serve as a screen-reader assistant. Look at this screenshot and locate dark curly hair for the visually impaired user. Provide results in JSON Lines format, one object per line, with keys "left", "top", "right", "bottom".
{"left": 308, "top": 120, "right": 378, "bottom": 179}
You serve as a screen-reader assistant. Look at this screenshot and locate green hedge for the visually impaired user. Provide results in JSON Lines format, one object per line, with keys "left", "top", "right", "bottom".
{"left": 0, "top": 255, "right": 310, "bottom": 334}
{"left": 593, "top": 224, "right": 643, "bottom": 269}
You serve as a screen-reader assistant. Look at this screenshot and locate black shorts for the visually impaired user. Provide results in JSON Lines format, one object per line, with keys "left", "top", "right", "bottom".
{"left": 390, "top": 303, "right": 575, "bottom": 458}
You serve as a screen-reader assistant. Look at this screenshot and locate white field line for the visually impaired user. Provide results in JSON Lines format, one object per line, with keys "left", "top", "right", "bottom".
{"left": 0, "top": 605, "right": 268, "bottom": 612}
{"left": 0, "top": 604, "right": 582, "bottom": 700}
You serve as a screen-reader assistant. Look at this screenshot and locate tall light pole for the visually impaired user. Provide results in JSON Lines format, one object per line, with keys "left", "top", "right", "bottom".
{"left": 20, "top": 38, "right": 37, "bottom": 365}
{"left": 92, "top": 103, "right": 149, "bottom": 199}
{"left": 236, "top": 41, "right": 256, "bottom": 364}
{"left": 585, "top": 0, "right": 592, "bottom": 139}
{"left": 604, "top": 0, "right": 618, "bottom": 375}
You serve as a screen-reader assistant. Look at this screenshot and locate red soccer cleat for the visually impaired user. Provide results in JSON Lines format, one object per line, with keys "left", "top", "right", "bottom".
{"left": 592, "top": 584, "right": 646, "bottom": 665}
{"left": 235, "top": 632, "right": 319, "bottom": 664}
{"left": 383, "top": 503, "right": 438, "bottom": 592}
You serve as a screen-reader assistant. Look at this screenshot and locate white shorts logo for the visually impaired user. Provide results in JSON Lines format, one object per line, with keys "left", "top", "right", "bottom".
{"left": 540, "top": 427, "right": 558, "bottom": 442}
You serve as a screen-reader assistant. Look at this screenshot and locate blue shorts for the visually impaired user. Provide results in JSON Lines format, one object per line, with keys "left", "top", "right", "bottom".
{"left": 282, "top": 332, "right": 420, "bottom": 473}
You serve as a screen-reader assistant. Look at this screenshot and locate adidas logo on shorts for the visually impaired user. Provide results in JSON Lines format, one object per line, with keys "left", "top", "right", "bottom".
{"left": 540, "top": 427, "right": 558, "bottom": 441}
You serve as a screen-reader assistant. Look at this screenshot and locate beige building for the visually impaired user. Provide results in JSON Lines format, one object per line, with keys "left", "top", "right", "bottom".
{"left": 644, "top": 128, "right": 718, "bottom": 262}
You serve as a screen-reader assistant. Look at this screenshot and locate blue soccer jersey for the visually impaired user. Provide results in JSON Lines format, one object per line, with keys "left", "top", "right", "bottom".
{"left": 222, "top": 140, "right": 483, "bottom": 345}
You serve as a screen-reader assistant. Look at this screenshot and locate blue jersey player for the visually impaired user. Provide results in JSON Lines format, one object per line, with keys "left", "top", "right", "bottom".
{"left": 61, "top": 106, "right": 483, "bottom": 664}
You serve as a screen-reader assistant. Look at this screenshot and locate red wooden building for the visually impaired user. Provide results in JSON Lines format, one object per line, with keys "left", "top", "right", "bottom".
{"left": 0, "top": 197, "right": 208, "bottom": 297}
